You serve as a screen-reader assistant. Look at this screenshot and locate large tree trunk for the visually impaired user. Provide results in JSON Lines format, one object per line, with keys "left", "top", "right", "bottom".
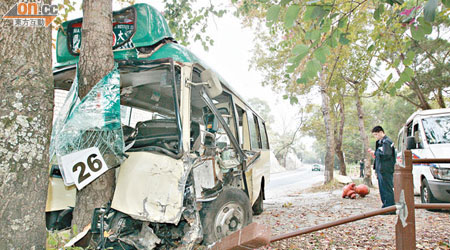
{"left": 319, "top": 79, "right": 335, "bottom": 183}
{"left": 335, "top": 98, "right": 346, "bottom": 176}
{"left": 0, "top": 1, "right": 53, "bottom": 248}
{"left": 354, "top": 90, "right": 373, "bottom": 187}
{"left": 72, "top": 0, "right": 116, "bottom": 229}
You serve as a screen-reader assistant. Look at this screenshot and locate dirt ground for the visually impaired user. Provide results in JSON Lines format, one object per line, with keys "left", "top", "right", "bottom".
{"left": 253, "top": 187, "right": 450, "bottom": 250}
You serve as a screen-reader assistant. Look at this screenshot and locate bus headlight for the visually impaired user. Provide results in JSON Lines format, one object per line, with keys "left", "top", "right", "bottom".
{"left": 430, "top": 166, "right": 450, "bottom": 180}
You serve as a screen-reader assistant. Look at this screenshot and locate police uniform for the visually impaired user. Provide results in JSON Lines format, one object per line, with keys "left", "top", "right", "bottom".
{"left": 373, "top": 135, "right": 396, "bottom": 208}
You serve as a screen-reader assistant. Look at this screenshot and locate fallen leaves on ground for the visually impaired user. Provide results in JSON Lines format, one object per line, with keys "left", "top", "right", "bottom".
{"left": 255, "top": 188, "right": 450, "bottom": 250}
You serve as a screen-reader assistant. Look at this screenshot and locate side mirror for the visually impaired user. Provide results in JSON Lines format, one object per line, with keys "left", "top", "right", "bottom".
{"left": 406, "top": 136, "right": 417, "bottom": 150}
{"left": 201, "top": 69, "right": 222, "bottom": 98}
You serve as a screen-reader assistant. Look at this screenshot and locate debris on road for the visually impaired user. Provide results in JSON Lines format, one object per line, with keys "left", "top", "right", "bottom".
{"left": 342, "top": 183, "right": 357, "bottom": 199}
{"left": 355, "top": 184, "right": 370, "bottom": 197}
{"left": 342, "top": 183, "right": 370, "bottom": 199}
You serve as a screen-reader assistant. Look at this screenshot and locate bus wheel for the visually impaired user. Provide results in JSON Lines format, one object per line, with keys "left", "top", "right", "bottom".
{"left": 252, "top": 187, "right": 264, "bottom": 215}
{"left": 421, "top": 178, "right": 440, "bottom": 211}
{"left": 200, "top": 188, "right": 252, "bottom": 245}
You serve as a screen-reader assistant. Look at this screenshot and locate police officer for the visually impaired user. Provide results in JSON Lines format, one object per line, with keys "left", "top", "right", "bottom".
{"left": 368, "top": 126, "right": 396, "bottom": 209}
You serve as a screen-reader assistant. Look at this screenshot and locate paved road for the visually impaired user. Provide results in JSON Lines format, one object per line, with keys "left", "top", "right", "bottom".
{"left": 266, "top": 167, "right": 324, "bottom": 200}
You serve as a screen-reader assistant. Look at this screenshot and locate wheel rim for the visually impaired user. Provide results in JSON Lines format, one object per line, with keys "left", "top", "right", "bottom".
{"left": 214, "top": 202, "right": 245, "bottom": 239}
{"left": 422, "top": 183, "right": 429, "bottom": 203}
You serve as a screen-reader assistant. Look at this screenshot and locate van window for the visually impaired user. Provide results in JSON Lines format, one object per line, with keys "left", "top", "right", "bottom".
{"left": 422, "top": 115, "right": 450, "bottom": 144}
{"left": 406, "top": 122, "right": 413, "bottom": 137}
{"left": 397, "top": 130, "right": 403, "bottom": 153}
{"left": 413, "top": 123, "right": 424, "bottom": 148}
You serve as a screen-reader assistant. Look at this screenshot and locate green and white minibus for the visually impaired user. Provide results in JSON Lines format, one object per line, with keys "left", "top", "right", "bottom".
{"left": 47, "top": 3, "right": 271, "bottom": 248}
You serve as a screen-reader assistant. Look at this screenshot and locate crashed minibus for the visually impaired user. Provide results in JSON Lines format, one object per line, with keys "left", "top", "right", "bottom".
{"left": 397, "top": 108, "right": 450, "bottom": 204}
{"left": 46, "top": 3, "right": 271, "bottom": 248}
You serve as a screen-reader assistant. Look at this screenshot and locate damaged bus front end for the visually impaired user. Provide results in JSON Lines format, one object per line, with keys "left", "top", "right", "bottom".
{"left": 49, "top": 4, "right": 270, "bottom": 249}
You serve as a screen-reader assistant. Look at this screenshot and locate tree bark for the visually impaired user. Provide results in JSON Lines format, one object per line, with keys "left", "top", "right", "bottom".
{"left": 335, "top": 98, "right": 346, "bottom": 176}
{"left": 354, "top": 90, "right": 373, "bottom": 187}
{"left": 409, "top": 80, "right": 432, "bottom": 110}
{"left": 78, "top": 0, "right": 115, "bottom": 97}
{"left": 0, "top": 1, "right": 53, "bottom": 248}
{"left": 72, "top": 0, "right": 116, "bottom": 230}
{"left": 319, "top": 78, "right": 335, "bottom": 184}
{"left": 436, "top": 87, "right": 446, "bottom": 108}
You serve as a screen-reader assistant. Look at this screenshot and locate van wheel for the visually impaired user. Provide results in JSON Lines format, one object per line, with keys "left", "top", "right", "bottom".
{"left": 200, "top": 188, "right": 252, "bottom": 245}
{"left": 421, "top": 178, "right": 440, "bottom": 211}
{"left": 252, "top": 188, "right": 264, "bottom": 215}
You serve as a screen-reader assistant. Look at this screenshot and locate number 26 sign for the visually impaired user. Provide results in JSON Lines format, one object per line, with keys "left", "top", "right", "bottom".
{"left": 60, "top": 147, "right": 109, "bottom": 190}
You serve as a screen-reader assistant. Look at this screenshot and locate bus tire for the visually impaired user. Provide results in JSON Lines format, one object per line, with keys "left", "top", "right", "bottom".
{"left": 200, "top": 187, "right": 252, "bottom": 245}
{"left": 252, "top": 187, "right": 264, "bottom": 215}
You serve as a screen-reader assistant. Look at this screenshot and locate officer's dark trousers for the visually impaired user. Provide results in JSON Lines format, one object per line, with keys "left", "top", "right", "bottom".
{"left": 376, "top": 170, "right": 395, "bottom": 208}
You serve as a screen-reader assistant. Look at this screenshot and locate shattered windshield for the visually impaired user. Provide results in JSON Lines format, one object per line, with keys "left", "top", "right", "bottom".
{"left": 50, "top": 65, "right": 125, "bottom": 179}
{"left": 119, "top": 64, "right": 182, "bottom": 156}
{"left": 422, "top": 115, "right": 450, "bottom": 144}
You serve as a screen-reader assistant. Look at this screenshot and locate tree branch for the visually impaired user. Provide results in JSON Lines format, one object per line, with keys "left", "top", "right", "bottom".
{"left": 395, "top": 93, "right": 421, "bottom": 108}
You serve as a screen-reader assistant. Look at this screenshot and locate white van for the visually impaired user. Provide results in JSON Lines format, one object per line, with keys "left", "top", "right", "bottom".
{"left": 397, "top": 108, "right": 450, "bottom": 204}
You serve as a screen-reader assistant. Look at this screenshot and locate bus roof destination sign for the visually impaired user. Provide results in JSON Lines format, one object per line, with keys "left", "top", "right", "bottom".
{"left": 2, "top": 0, "right": 58, "bottom": 27}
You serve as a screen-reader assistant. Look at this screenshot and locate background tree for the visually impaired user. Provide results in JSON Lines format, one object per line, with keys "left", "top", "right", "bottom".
{"left": 162, "top": 0, "right": 226, "bottom": 50}
{"left": 0, "top": 0, "right": 53, "bottom": 248}
{"left": 248, "top": 97, "right": 275, "bottom": 126}
{"left": 319, "top": 73, "right": 336, "bottom": 182}
{"left": 271, "top": 108, "right": 306, "bottom": 168}
{"left": 232, "top": 0, "right": 448, "bottom": 184}
{"left": 373, "top": 20, "right": 450, "bottom": 109}
{"left": 71, "top": 0, "right": 116, "bottom": 229}
{"left": 337, "top": 41, "right": 376, "bottom": 185}
{"left": 332, "top": 88, "right": 347, "bottom": 176}
{"left": 302, "top": 104, "right": 327, "bottom": 154}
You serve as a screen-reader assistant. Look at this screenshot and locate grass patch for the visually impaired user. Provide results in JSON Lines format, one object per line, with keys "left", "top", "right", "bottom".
{"left": 46, "top": 230, "right": 71, "bottom": 249}
{"left": 305, "top": 178, "right": 343, "bottom": 193}
{"left": 303, "top": 168, "right": 365, "bottom": 194}
{"left": 46, "top": 227, "right": 83, "bottom": 250}
{"left": 351, "top": 178, "right": 364, "bottom": 185}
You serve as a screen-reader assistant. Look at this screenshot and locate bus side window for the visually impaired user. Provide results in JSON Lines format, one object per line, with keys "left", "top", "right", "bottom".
{"left": 259, "top": 120, "right": 269, "bottom": 150}
{"left": 253, "top": 114, "right": 262, "bottom": 149}
{"left": 235, "top": 105, "right": 250, "bottom": 150}
{"left": 247, "top": 112, "right": 261, "bottom": 150}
